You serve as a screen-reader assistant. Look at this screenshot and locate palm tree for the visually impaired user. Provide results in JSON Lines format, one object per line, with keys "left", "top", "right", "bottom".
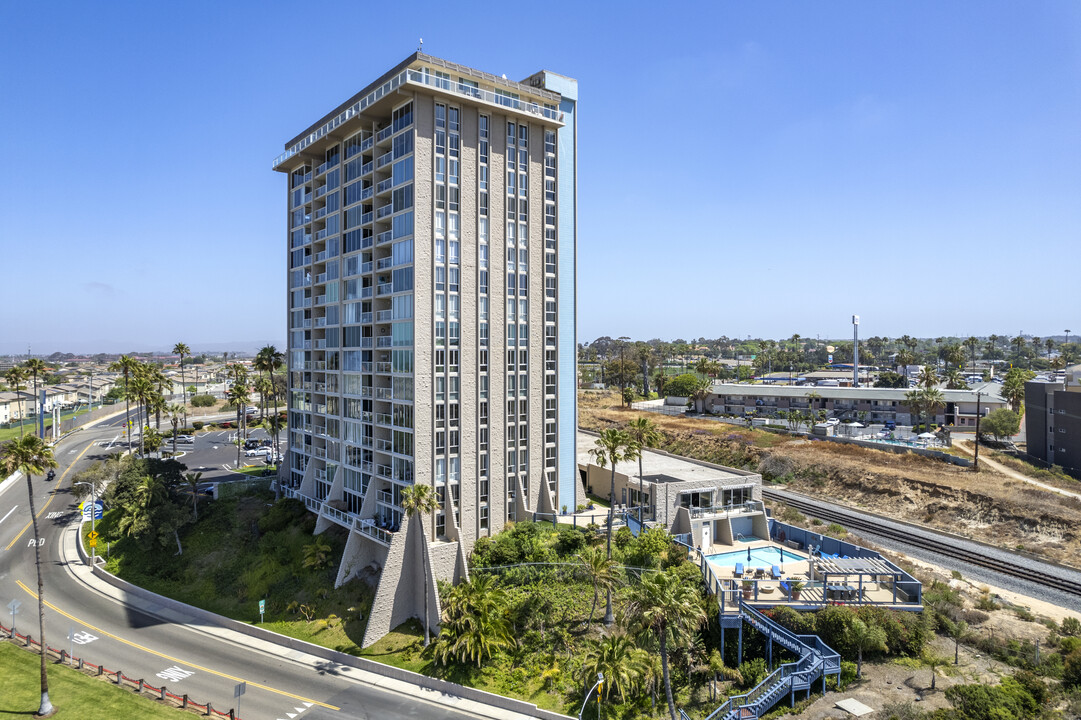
{"left": 226, "top": 381, "right": 251, "bottom": 467}
{"left": 846, "top": 618, "right": 887, "bottom": 679}
{"left": 943, "top": 368, "right": 968, "bottom": 390}
{"left": 167, "top": 403, "right": 185, "bottom": 455}
{"left": 173, "top": 342, "right": 191, "bottom": 427}
{"left": 923, "top": 387, "right": 945, "bottom": 428}
{"left": 917, "top": 365, "right": 938, "bottom": 390}
{"left": 578, "top": 546, "right": 619, "bottom": 627}
{"left": 146, "top": 363, "right": 170, "bottom": 430}
{"left": 435, "top": 573, "right": 511, "bottom": 667}
{"left": 624, "top": 568, "right": 705, "bottom": 720}
{"left": 255, "top": 345, "right": 285, "bottom": 423}
{"left": 905, "top": 389, "right": 926, "bottom": 432}
{"left": 626, "top": 417, "right": 661, "bottom": 521}
{"left": 707, "top": 648, "right": 742, "bottom": 702}
{"left": 0, "top": 434, "right": 58, "bottom": 716}
{"left": 128, "top": 370, "right": 154, "bottom": 456}
{"left": 1045, "top": 338, "right": 1055, "bottom": 362}
{"left": 4, "top": 366, "right": 28, "bottom": 437}
{"left": 109, "top": 355, "right": 140, "bottom": 451}
{"left": 400, "top": 483, "right": 439, "bottom": 646}
{"left": 964, "top": 337, "right": 979, "bottom": 371}
{"left": 581, "top": 631, "right": 646, "bottom": 702}
{"left": 254, "top": 375, "right": 273, "bottom": 420}
{"left": 22, "top": 359, "right": 47, "bottom": 437}
{"left": 184, "top": 471, "right": 203, "bottom": 521}
{"left": 588, "top": 428, "right": 639, "bottom": 625}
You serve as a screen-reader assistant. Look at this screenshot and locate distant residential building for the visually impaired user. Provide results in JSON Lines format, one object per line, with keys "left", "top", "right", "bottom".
{"left": 1024, "top": 366, "right": 1081, "bottom": 472}
{"left": 705, "top": 383, "right": 1005, "bottom": 428}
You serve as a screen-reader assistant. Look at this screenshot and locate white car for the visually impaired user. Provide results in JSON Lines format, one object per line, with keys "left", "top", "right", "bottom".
{"left": 245, "top": 447, "right": 271, "bottom": 457}
{"left": 175, "top": 435, "right": 195, "bottom": 444}
{"left": 825, "top": 418, "right": 841, "bottom": 426}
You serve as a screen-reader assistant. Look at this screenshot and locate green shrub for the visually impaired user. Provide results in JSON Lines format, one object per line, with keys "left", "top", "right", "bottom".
{"left": 1062, "top": 617, "right": 1081, "bottom": 637}
{"left": 1065, "top": 649, "right": 1081, "bottom": 689}
{"left": 192, "top": 421, "right": 204, "bottom": 430}
{"left": 190, "top": 394, "right": 216, "bottom": 407}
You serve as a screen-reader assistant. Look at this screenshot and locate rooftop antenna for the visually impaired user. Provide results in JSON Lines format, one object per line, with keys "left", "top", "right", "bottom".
{"left": 418, "top": 37, "right": 423, "bottom": 52}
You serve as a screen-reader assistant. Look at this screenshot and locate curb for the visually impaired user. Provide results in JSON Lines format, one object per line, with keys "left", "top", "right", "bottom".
{"left": 70, "top": 523, "right": 572, "bottom": 720}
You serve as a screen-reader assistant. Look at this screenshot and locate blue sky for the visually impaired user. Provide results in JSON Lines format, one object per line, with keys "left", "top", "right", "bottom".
{"left": 2, "top": 1, "right": 1078, "bottom": 355}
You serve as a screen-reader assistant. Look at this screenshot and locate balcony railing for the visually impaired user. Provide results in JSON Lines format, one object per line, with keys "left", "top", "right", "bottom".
{"left": 273, "top": 60, "right": 560, "bottom": 169}
{"left": 360, "top": 312, "right": 373, "bottom": 324}
{"left": 374, "top": 413, "right": 392, "bottom": 426}
{"left": 377, "top": 283, "right": 393, "bottom": 296}
{"left": 375, "top": 309, "right": 393, "bottom": 322}
{"left": 374, "top": 361, "right": 392, "bottom": 373}
{"left": 376, "top": 257, "right": 393, "bottom": 271}
{"left": 376, "top": 151, "right": 393, "bottom": 168}
{"left": 376, "top": 204, "right": 393, "bottom": 220}
{"left": 360, "top": 261, "right": 373, "bottom": 274}
{"left": 375, "top": 387, "right": 393, "bottom": 400}
{"left": 376, "top": 125, "right": 394, "bottom": 142}
{"left": 376, "top": 230, "right": 392, "bottom": 245}
{"left": 376, "top": 177, "right": 394, "bottom": 194}
{"left": 359, "top": 186, "right": 374, "bottom": 202}
{"left": 376, "top": 337, "right": 393, "bottom": 348}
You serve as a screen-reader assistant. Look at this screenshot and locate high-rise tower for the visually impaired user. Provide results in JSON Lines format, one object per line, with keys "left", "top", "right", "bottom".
{"left": 273, "top": 53, "right": 577, "bottom": 644}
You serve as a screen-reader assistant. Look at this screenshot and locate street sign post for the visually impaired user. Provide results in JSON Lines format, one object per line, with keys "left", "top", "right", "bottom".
{"left": 234, "top": 681, "right": 246, "bottom": 718}
{"left": 8, "top": 599, "right": 21, "bottom": 635}
{"left": 258, "top": 599, "right": 265, "bottom": 623}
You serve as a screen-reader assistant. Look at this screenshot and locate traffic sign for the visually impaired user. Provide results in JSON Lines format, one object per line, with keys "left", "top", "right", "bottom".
{"left": 88, "top": 538, "right": 98, "bottom": 548}
{"left": 258, "top": 599, "right": 265, "bottom": 613}
{"left": 87, "top": 530, "right": 99, "bottom": 541}
{"left": 8, "top": 599, "right": 21, "bottom": 615}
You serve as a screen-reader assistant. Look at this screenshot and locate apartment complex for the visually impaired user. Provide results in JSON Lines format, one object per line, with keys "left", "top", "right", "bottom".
{"left": 273, "top": 53, "right": 578, "bottom": 644}
{"left": 705, "top": 383, "right": 1006, "bottom": 427}
{"left": 1025, "top": 368, "right": 1081, "bottom": 472}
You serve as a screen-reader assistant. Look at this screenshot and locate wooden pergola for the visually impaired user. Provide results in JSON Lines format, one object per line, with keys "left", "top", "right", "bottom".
{"left": 812, "top": 556, "right": 905, "bottom": 604}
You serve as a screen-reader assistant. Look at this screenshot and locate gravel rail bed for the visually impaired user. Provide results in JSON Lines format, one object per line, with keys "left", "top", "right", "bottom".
{"left": 763, "top": 487, "right": 1081, "bottom": 612}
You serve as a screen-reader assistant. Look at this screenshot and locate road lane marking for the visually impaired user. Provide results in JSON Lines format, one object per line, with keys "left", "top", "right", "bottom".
{"left": 5, "top": 438, "right": 95, "bottom": 551}
{"left": 0, "top": 506, "right": 17, "bottom": 526}
{"left": 16, "top": 580, "right": 338, "bottom": 710}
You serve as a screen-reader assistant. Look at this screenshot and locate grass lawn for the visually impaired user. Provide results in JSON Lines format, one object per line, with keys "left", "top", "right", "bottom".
{"left": 0, "top": 408, "right": 95, "bottom": 443}
{"left": 0, "top": 642, "right": 190, "bottom": 719}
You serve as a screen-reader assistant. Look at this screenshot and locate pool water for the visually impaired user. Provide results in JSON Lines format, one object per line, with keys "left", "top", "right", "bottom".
{"left": 706, "top": 546, "right": 806, "bottom": 569}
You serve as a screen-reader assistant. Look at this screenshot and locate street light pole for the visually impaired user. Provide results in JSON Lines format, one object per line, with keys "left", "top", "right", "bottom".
{"left": 578, "top": 672, "right": 604, "bottom": 720}
{"left": 972, "top": 391, "right": 981, "bottom": 473}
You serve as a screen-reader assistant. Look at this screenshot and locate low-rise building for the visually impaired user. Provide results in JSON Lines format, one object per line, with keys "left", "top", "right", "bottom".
{"left": 577, "top": 432, "right": 765, "bottom": 550}
{"left": 704, "top": 382, "right": 1006, "bottom": 428}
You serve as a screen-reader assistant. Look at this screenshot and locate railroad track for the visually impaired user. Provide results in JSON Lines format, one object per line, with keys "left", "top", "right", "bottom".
{"left": 762, "top": 489, "right": 1081, "bottom": 599}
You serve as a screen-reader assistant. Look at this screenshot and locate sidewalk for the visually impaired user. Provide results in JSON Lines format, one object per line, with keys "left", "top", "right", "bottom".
{"left": 953, "top": 438, "right": 1081, "bottom": 501}
{"left": 59, "top": 523, "right": 568, "bottom": 720}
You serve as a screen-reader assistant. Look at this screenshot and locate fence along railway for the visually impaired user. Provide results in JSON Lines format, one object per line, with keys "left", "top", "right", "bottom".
{"left": 762, "top": 488, "right": 1081, "bottom": 599}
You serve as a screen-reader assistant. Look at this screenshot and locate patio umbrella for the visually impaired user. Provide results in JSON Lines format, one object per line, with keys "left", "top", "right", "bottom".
{"left": 849, "top": 422, "right": 864, "bottom": 428}
{"left": 917, "top": 432, "right": 936, "bottom": 439}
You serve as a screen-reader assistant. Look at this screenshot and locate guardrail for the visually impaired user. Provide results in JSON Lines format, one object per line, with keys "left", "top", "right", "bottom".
{"left": 1, "top": 624, "right": 243, "bottom": 718}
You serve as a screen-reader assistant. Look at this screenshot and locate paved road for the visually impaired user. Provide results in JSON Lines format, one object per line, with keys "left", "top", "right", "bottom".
{"left": 0, "top": 423, "right": 537, "bottom": 720}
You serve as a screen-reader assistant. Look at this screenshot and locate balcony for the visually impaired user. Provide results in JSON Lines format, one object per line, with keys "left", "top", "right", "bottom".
{"left": 376, "top": 283, "right": 393, "bottom": 296}
{"left": 360, "top": 361, "right": 373, "bottom": 372}
{"left": 361, "top": 211, "right": 373, "bottom": 225}
{"left": 359, "top": 186, "right": 374, "bottom": 202}
{"left": 375, "top": 309, "right": 392, "bottom": 322}
{"left": 376, "top": 125, "right": 394, "bottom": 143}
{"left": 376, "top": 437, "right": 393, "bottom": 452}
{"left": 374, "top": 412, "right": 392, "bottom": 427}
{"left": 376, "top": 257, "right": 393, "bottom": 271}
{"left": 315, "top": 206, "right": 328, "bottom": 220}
{"left": 360, "top": 261, "right": 373, "bottom": 274}
{"left": 315, "top": 250, "right": 328, "bottom": 262}
{"left": 360, "top": 312, "right": 373, "bottom": 324}
{"left": 376, "top": 177, "right": 394, "bottom": 194}
{"left": 356, "top": 519, "right": 392, "bottom": 546}
{"left": 315, "top": 184, "right": 328, "bottom": 198}
{"left": 360, "top": 161, "right": 373, "bottom": 176}
{"left": 375, "top": 361, "right": 392, "bottom": 373}
{"left": 376, "top": 203, "right": 393, "bottom": 220}
{"left": 376, "top": 337, "right": 393, "bottom": 348}
{"left": 360, "top": 287, "right": 373, "bottom": 299}
{"left": 360, "top": 337, "right": 372, "bottom": 348}
{"left": 316, "top": 227, "right": 333, "bottom": 241}
{"left": 378, "top": 489, "right": 394, "bottom": 506}
{"left": 375, "top": 387, "right": 393, "bottom": 400}
{"left": 376, "top": 230, "right": 392, "bottom": 246}
{"left": 315, "top": 317, "right": 327, "bottom": 328}
{"left": 314, "top": 295, "right": 326, "bottom": 306}
{"left": 315, "top": 273, "right": 327, "bottom": 284}
{"left": 376, "top": 464, "right": 393, "bottom": 480}
{"left": 376, "top": 151, "right": 393, "bottom": 168}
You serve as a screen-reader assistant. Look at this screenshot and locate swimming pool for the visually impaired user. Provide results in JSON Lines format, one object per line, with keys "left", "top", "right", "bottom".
{"left": 705, "top": 546, "right": 806, "bottom": 569}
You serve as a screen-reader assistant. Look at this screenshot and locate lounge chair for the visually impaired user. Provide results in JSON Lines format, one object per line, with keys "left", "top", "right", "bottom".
{"left": 734, "top": 563, "right": 744, "bottom": 577}
{"left": 779, "top": 580, "right": 790, "bottom": 596}
{"left": 770, "top": 565, "right": 782, "bottom": 580}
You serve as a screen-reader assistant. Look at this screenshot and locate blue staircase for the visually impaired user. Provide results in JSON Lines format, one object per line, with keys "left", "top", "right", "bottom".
{"left": 682, "top": 598, "right": 841, "bottom": 719}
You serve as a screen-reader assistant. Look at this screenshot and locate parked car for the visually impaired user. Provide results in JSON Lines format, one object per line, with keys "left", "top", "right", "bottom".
{"left": 245, "top": 447, "right": 271, "bottom": 457}
{"left": 825, "top": 418, "right": 840, "bottom": 426}
{"left": 175, "top": 435, "right": 194, "bottom": 444}
{"left": 243, "top": 439, "right": 262, "bottom": 450}
{"left": 883, "top": 420, "right": 896, "bottom": 431}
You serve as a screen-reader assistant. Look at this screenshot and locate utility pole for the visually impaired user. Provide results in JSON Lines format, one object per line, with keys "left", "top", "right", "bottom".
{"left": 852, "top": 315, "right": 860, "bottom": 388}
{"left": 972, "top": 391, "right": 982, "bottom": 472}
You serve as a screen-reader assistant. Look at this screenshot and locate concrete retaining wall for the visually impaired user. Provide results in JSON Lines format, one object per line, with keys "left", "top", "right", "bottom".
{"left": 76, "top": 530, "right": 572, "bottom": 720}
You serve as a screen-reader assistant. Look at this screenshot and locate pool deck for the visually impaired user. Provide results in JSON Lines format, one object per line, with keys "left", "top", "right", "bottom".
{"left": 702, "top": 538, "right": 910, "bottom": 607}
